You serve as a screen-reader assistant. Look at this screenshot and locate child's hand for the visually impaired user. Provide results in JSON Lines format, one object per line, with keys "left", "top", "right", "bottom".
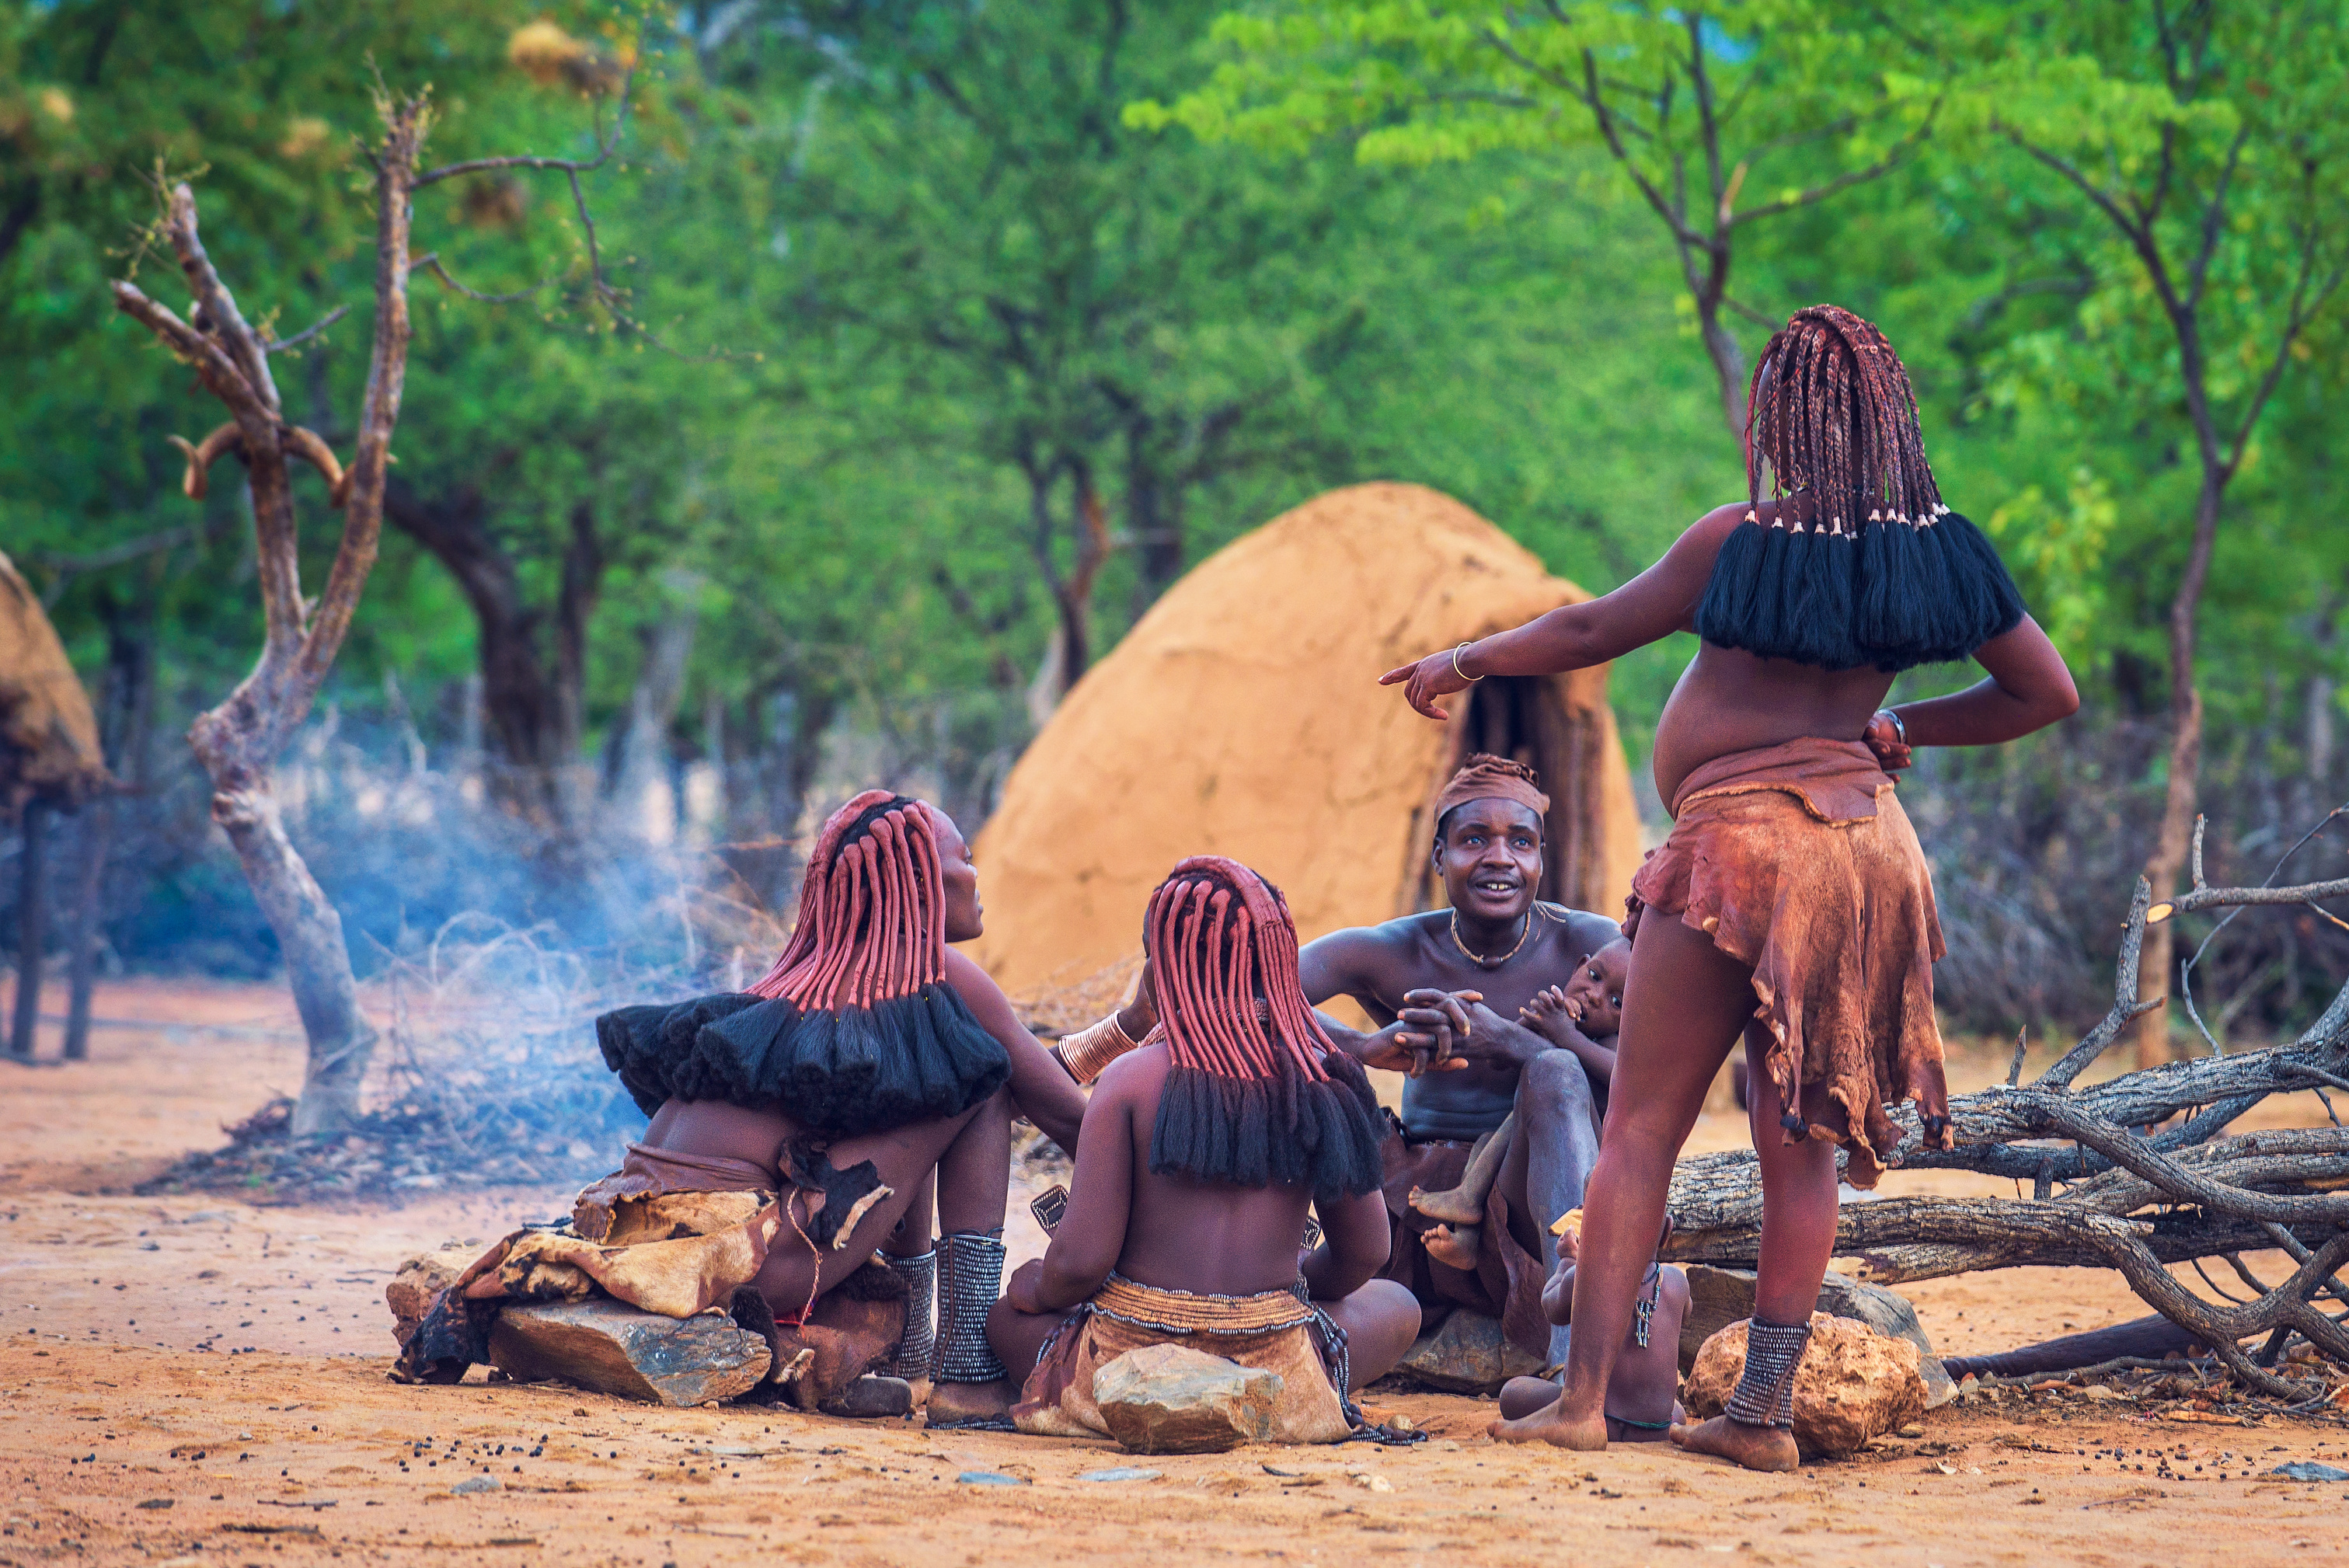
{"left": 1518, "top": 985, "right": 1581, "bottom": 1042}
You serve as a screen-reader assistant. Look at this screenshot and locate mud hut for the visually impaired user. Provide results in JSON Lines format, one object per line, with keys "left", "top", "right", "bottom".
{"left": 0, "top": 551, "right": 109, "bottom": 1061}
{"left": 0, "top": 554, "right": 104, "bottom": 813}
{"left": 970, "top": 483, "right": 1646, "bottom": 1008}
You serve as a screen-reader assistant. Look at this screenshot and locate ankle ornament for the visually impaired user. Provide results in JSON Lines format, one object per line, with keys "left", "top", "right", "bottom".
{"left": 1723, "top": 1315, "right": 1811, "bottom": 1430}
{"left": 877, "top": 1247, "right": 936, "bottom": 1380}
{"left": 933, "top": 1230, "right": 1009, "bottom": 1384}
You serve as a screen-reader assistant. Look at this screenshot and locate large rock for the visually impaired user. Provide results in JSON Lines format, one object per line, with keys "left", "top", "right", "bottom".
{"left": 386, "top": 1245, "right": 483, "bottom": 1348}
{"left": 1680, "top": 1267, "right": 1953, "bottom": 1408}
{"left": 1093, "top": 1343, "right": 1281, "bottom": 1454}
{"left": 1392, "top": 1308, "right": 1546, "bottom": 1396}
{"left": 486, "top": 1298, "right": 772, "bottom": 1407}
{"left": 1682, "top": 1312, "right": 1926, "bottom": 1458}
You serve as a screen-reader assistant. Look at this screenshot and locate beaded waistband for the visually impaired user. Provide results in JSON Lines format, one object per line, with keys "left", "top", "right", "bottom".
{"left": 1090, "top": 1273, "right": 1317, "bottom": 1336}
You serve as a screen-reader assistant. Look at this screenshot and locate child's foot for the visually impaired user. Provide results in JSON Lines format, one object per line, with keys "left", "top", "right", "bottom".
{"left": 1421, "top": 1223, "right": 1479, "bottom": 1270}
{"left": 1669, "top": 1415, "right": 1800, "bottom": 1472}
{"left": 1407, "top": 1182, "right": 1486, "bottom": 1226}
{"left": 1489, "top": 1396, "right": 1607, "bottom": 1448}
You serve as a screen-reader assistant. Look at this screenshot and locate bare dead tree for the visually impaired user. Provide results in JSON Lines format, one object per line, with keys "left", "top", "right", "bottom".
{"left": 1664, "top": 818, "right": 2349, "bottom": 1399}
{"left": 107, "top": 76, "right": 642, "bottom": 1137}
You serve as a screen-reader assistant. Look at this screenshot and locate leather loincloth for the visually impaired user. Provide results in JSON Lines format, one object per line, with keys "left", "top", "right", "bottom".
{"left": 1626, "top": 737, "right": 1954, "bottom": 1188}
{"left": 1012, "top": 1274, "right": 1353, "bottom": 1445}
{"left": 1377, "top": 1121, "right": 1549, "bottom": 1359}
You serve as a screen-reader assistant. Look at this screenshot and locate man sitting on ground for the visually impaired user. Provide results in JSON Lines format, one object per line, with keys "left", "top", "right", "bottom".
{"left": 1407, "top": 935, "right": 1631, "bottom": 1267}
{"left": 1297, "top": 755, "right": 1622, "bottom": 1370}
{"left": 989, "top": 856, "right": 1420, "bottom": 1444}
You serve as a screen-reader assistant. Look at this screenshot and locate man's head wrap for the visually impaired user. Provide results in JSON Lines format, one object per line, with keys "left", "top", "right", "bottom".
{"left": 1143, "top": 855, "right": 1385, "bottom": 1202}
{"left": 1434, "top": 754, "right": 1549, "bottom": 831}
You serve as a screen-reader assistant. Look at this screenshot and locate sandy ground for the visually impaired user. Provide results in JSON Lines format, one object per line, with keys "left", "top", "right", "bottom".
{"left": 0, "top": 981, "right": 2344, "bottom": 1566}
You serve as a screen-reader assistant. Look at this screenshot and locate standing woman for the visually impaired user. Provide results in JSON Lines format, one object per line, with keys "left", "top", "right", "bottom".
{"left": 1380, "top": 305, "right": 2077, "bottom": 1471}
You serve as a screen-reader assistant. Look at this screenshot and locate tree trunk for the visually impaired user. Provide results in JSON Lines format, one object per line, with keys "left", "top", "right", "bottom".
{"left": 611, "top": 577, "right": 701, "bottom": 845}
{"left": 207, "top": 771, "right": 378, "bottom": 1133}
{"left": 9, "top": 800, "right": 45, "bottom": 1061}
{"left": 385, "top": 481, "right": 604, "bottom": 829}
{"left": 2136, "top": 467, "right": 2226, "bottom": 1068}
{"left": 62, "top": 796, "right": 108, "bottom": 1062}
{"left": 1696, "top": 289, "right": 1748, "bottom": 447}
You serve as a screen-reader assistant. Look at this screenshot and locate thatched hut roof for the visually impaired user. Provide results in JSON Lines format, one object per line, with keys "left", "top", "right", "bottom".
{"left": 969, "top": 483, "right": 1645, "bottom": 1005}
{"left": 0, "top": 552, "right": 106, "bottom": 812}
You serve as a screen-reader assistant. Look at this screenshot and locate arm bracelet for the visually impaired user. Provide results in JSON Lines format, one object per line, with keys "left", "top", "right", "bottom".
{"left": 1055, "top": 1011, "right": 1141, "bottom": 1085}
{"left": 1884, "top": 708, "right": 1908, "bottom": 747}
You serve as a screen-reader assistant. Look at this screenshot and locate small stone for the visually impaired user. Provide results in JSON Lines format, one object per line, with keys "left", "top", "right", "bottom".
{"left": 1079, "top": 1468, "right": 1162, "bottom": 1483}
{"left": 486, "top": 1298, "right": 770, "bottom": 1408}
{"left": 450, "top": 1475, "right": 501, "bottom": 1495}
{"left": 1351, "top": 1472, "right": 1392, "bottom": 1492}
{"left": 1681, "top": 1267, "right": 1954, "bottom": 1408}
{"left": 1392, "top": 1309, "right": 1544, "bottom": 1396}
{"left": 957, "top": 1472, "right": 1028, "bottom": 1486}
{"left": 823, "top": 1375, "right": 912, "bottom": 1419}
{"left": 2082, "top": 1384, "right": 2124, "bottom": 1402}
{"left": 134, "top": 1499, "right": 173, "bottom": 1511}
{"left": 1093, "top": 1343, "right": 1281, "bottom": 1455}
{"left": 1682, "top": 1312, "right": 1926, "bottom": 1458}
{"left": 1896, "top": 1423, "right": 1925, "bottom": 1439}
{"left": 2271, "top": 1461, "right": 2349, "bottom": 1483}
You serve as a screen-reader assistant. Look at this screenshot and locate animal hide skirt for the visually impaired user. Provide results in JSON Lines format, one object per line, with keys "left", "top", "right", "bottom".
{"left": 1012, "top": 1274, "right": 1354, "bottom": 1445}
{"left": 1626, "top": 737, "right": 1954, "bottom": 1187}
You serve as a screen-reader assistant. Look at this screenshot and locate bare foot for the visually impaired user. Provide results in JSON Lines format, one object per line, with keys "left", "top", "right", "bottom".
{"left": 925, "top": 1378, "right": 1015, "bottom": 1427}
{"left": 1489, "top": 1397, "right": 1607, "bottom": 1448}
{"left": 1407, "top": 1183, "right": 1486, "bottom": 1226}
{"left": 1669, "top": 1415, "right": 1800, "bottom": 1472}
{"left": 1421, "top": 1223, "right": 1480, "bottom": 1270}
{"left": 1497, "top": 1375, "right": 1561, "bottom": 1421}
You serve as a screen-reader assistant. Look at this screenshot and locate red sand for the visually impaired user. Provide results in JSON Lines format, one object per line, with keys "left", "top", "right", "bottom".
{"left": 0, "top": 981, "right": 2342, "bottom": 1565}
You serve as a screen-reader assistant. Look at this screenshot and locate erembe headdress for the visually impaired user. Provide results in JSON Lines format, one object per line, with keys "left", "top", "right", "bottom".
{"left": 594, "top": 791, "right": 1009, "bottom": 1137}
{"left": 1144, "top": 856, "right": 1385, "bottom": 1203}
{"left": 1694, "top": 304, "right": 2026, "bottom": 672}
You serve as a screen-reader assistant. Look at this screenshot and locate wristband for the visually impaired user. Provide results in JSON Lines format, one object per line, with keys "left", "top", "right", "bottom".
{"left": 1883, "top": 709, "right": 1908, "bottom": 747}
{"left": 1452, "top": 642, "right": 1483, "bottom": 683}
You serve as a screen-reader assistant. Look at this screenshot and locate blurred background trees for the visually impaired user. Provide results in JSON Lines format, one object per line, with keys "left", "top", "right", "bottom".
{"left": 3, "top": 0, "right": 2344, "bottom": 1056}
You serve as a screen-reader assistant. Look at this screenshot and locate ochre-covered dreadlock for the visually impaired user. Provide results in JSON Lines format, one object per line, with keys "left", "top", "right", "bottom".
{"left": 594, "top": 791, "right": 1009, "bottom": 1140}
{"left": 1144, "top": 856, "right": 1385, "bottom": 1202}
{"left": 1695, "top": 304, "right": 2025, "bottom": 672}
{"left": 748, "top": 791, "right": 950, "bottom": 1007}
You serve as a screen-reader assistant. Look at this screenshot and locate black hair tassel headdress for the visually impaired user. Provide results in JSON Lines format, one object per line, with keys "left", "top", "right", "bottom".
{"left": 1142, "top": 856, "right": 1386, "bottom": 1203}
{"left": 1694, "top": 304, "right": 2026, "bottom": 672}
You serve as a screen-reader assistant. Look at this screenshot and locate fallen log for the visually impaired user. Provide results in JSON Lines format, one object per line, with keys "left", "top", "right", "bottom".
{"left": 1941, "top": 1315, "right": 2203, "bottom": 1382}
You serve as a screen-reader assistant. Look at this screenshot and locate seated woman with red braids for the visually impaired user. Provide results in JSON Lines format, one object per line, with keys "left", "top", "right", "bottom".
{"left": 988, "top": 857, "right": 1421, "bottom": 1444}
{"left": 588, "top": 791, "right": 1086, "bottom": 1427}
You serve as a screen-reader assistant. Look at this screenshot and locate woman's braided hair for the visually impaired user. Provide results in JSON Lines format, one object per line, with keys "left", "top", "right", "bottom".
{"left": 1693, "top": 303, "right": 2025, "bottom": 671}
{"left": 1141, "top": 855, "right": 1385, "bottom": 1200}
{"left": 1744, "top": 304, "right": 1946, "bottom": 533}
{"left": 748, "top": 790, "right": 949, "bottom": 1008}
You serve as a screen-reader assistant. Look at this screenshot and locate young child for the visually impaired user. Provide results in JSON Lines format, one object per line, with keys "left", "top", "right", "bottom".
{"left": 1497, "top": 1214, "right": 1688, "bottom": 1442}
{"left": 1410, "top": 937, "right": 1630, "bottom": 1269}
